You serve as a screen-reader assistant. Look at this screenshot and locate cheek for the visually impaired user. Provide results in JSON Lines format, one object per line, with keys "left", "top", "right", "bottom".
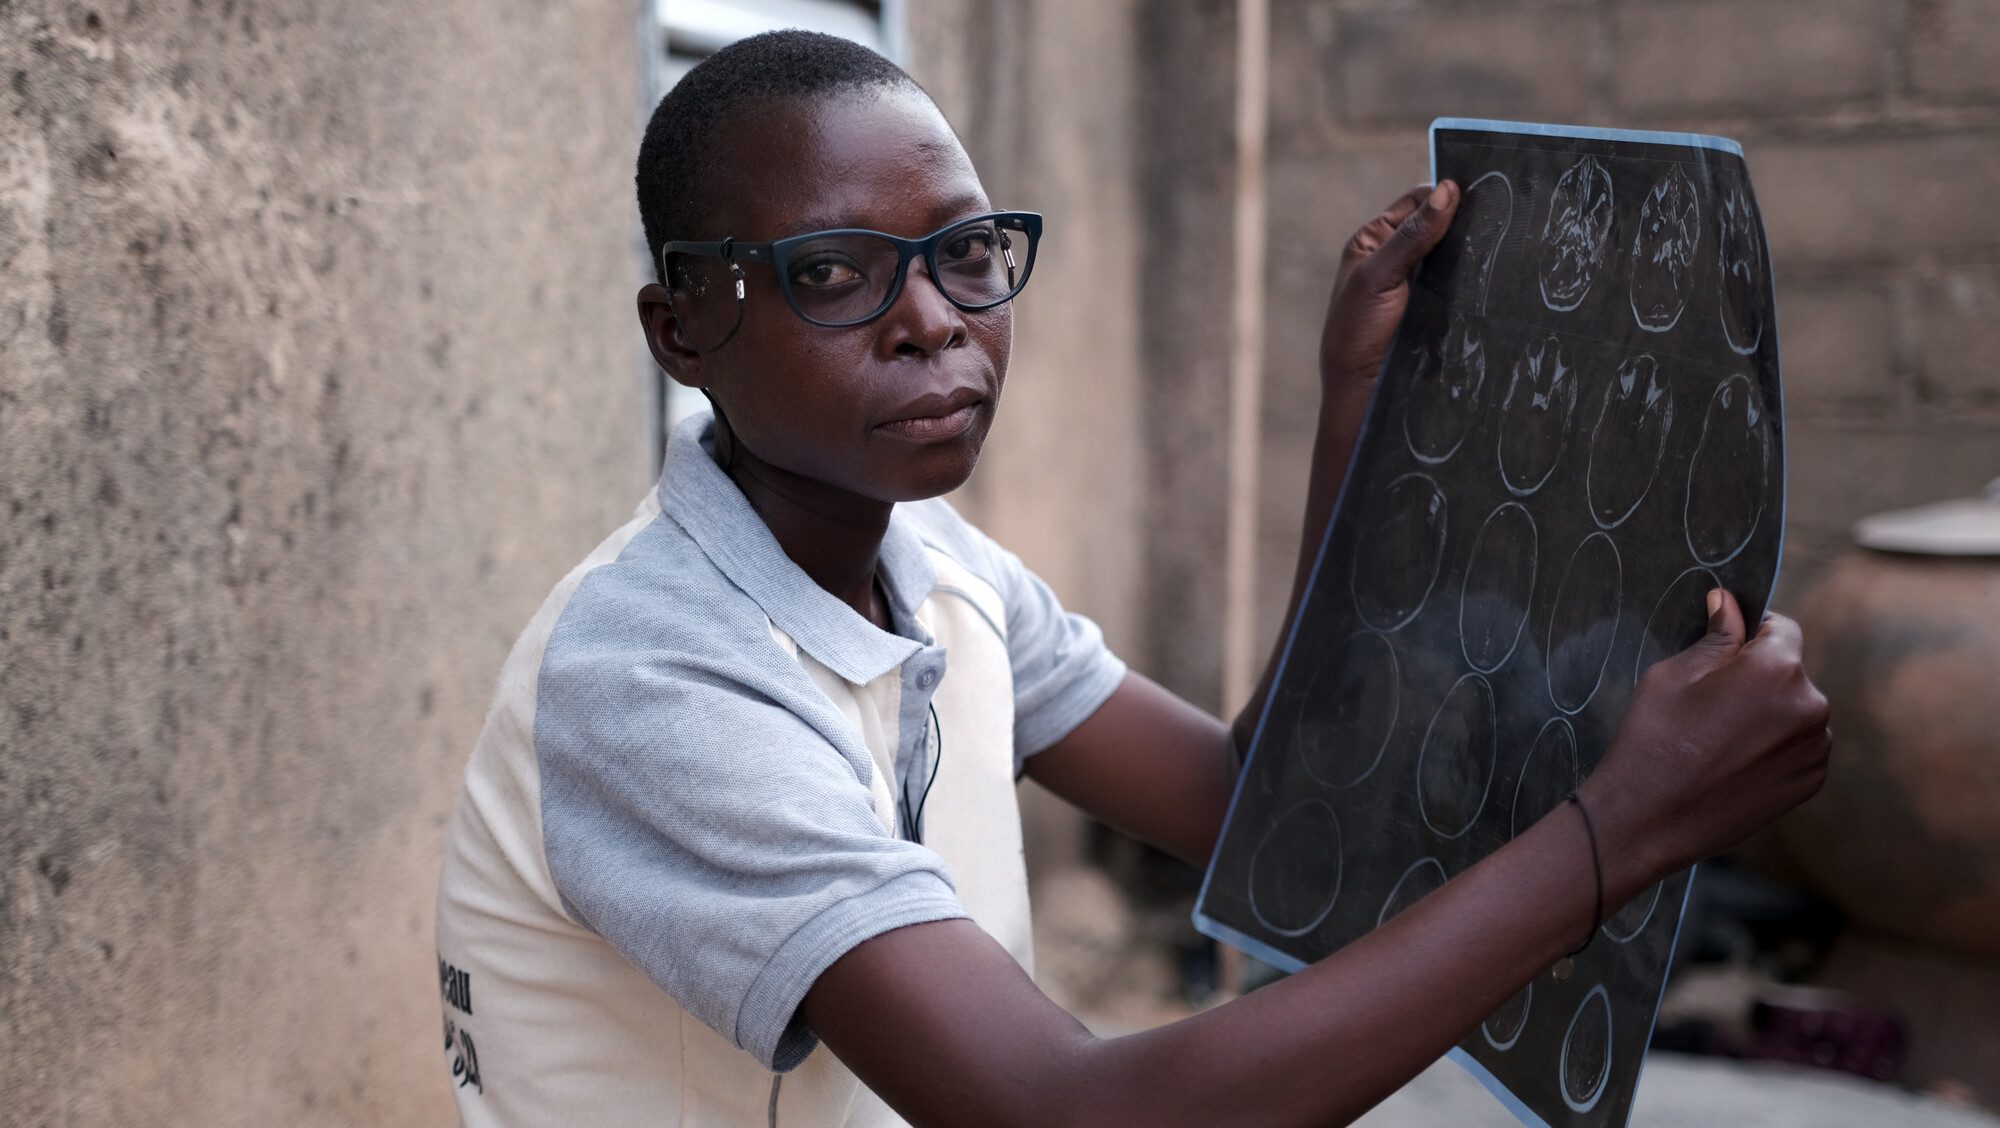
{"left": 973, "top": 310, "right": 1013, "bottom": 383}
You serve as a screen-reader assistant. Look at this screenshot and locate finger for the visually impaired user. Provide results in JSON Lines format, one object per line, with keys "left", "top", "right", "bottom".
{"left": 1357, "top": 180, "right": 1459, "bottom": 295}
{"left": 1376, "top": 184, "right": 1435, "bottom": 231}
{"left": 1745, "top": 609, "right": 1804, "bottom": 662}
{"left": 1341, "top": 185, "right": 1436, "bottom": 269}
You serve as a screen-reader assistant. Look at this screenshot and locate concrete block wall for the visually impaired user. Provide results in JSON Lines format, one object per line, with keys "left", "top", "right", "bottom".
{"left": 1255, "top": 0, "right": 2000, "bottom": 648}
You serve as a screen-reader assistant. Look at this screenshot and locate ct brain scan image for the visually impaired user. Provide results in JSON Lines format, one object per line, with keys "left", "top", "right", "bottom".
{"left": 1715, "top": 176, "right": 1766, "bottom": 355}
{"left": 1406, "top": 313, "right": 1489, "bottom": 464}
{"left": 1497, "top": 333, "right": 1580, "bottom": 498}
{"left": 1430, "top": 170, "right": 1517, "bottom": 313}
{"left": 1630, "top": 165, "right": 1702, "bottom": 332}
{"left": 1585, "top": 354, "right": 1675, "bottom": 530}
{"left": 1539, "top": 154, "right": 1615, "bottom": 312}
{"left": 1200, "top": 120, "right": 1783, "bottom": 1128}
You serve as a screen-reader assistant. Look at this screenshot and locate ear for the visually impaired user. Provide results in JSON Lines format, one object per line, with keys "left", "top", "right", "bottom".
{"left": 637, "top": 282, "right": 708, "bottom": 389}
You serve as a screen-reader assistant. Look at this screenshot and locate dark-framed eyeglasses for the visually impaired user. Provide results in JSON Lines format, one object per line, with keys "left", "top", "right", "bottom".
{"left": 659, "top": 210, "right": 1043, "bottom": 349}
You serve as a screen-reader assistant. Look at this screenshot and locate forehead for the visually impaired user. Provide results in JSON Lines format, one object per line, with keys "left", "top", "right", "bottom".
{"left": 701, "top": 88, "right": 990, "bottom": 240}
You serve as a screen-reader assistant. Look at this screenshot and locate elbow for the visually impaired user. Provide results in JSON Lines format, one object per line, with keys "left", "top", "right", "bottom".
{"left": 928, "top": 1032, "right": 1138, "bottom": 1128}
{"left": 1005, "top": 1034, "right": 1186, "bottom": 1128}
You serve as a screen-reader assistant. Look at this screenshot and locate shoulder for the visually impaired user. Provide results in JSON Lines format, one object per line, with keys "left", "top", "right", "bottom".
{"left": 546, "top": 505, "right": 776, "bottom": 674}
{"left": 896, "top": 496, "right": 1021, "bottom": 588}
{"left": 534, "top": 505, "right": 837, "bottom": 758}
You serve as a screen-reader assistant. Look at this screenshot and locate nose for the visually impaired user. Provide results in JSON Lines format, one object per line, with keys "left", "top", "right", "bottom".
{"left": 879, "top": 256, "right": 967, "bottom": 359}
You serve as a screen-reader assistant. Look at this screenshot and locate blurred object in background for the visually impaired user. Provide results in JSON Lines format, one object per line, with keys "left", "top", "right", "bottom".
{"left": 1353, "top": 1051, "right": 2000, "bottom": 1128}
{"left": 1605, "top": 862, "right": 1910, "bottom": 1086}
{"left": 1783, "top": 476, "right": 2000, "bottom": 960}
{"left": 1768, "top": 478, "right": 2000, "bottom": 1106}
{"left": 1669, "top": 857, "right": 1846, "bottom": 979}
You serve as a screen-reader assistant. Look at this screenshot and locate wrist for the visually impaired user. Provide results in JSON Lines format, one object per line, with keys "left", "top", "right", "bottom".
{"left": 1573, "top": 775, "right": 1673, "bottom": 908}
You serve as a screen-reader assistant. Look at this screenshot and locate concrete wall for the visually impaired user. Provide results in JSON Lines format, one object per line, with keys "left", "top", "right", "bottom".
{"left": 908, "top": 1, "right": 1242, "bottom": 877}
{"left": 0, "top": 2, "right": 645, "bottom": 1123}
{"left": 911, "top": 0, "right": 1241, "bottom": 718}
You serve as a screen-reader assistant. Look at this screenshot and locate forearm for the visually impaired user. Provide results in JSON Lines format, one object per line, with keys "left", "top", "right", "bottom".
{"left": 1229, "top": 376, "right": 1377, "bottom": 754}
{"left": 1061, "top": 798, "right": 1654, "bottom": 1127}
{"left": 820, "top": 796, "right": 1651, "bottom": 1128}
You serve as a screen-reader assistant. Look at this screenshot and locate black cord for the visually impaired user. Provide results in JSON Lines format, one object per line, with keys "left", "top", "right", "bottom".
{"left": 902, "top": 703, "right": 944, "bottom": 843}
{"left": 1564, "top": 791, "right": 1604, "bottom": 957}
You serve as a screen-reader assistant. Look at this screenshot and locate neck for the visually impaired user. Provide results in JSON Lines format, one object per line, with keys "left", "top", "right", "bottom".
{"left": 725, "top": 443, "right": 894, "bottom": 629}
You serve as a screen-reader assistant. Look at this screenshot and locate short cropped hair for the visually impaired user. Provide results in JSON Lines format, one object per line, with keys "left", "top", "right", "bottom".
{"left": 636, "top": 29, "right": 923, "bottom": 283}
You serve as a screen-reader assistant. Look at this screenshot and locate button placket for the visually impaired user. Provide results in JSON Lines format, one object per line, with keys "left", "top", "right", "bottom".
{"left": 895, "top": 647, "right": 948, "bottom": 840}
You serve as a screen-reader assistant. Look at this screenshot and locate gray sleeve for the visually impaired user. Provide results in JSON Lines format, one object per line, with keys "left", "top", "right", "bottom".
{"left": 534, "top": 646, "right": 969, "bottom": 1072}
{"left": 985, "top": 543, "right": 1129, "bottom": 770}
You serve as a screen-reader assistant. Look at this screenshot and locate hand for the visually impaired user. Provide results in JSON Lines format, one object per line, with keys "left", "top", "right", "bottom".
{"left": 1319, "top": 181, "right": 1460, "bottom": 389}
{"left": 1583, "top": 590, "right": 1832, "bottom": 889}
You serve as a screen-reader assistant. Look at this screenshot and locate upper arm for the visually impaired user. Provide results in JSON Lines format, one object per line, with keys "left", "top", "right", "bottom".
{"left": 1023, "top": 671, "right": 1237, "bottom": 868}
{"left": 918, "top": 505, "right": 1237, "bottom": 867}
{"left": 536, "top": 640, "right": 969, "bottom": 1070}
{"left": 985, "top": 540, "right": 1129, "bottom": 770}
{"left": 903, "top": 501, "right": 1128, "bottom": 770}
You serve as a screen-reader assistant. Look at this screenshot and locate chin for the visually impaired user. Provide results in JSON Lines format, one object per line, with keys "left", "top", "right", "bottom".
{"left": 882, "top": 435, "right": 985, "bottom": 502}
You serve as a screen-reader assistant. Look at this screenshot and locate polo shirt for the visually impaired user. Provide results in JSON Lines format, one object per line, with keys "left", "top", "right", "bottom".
{"left": 434, "top": 410, "right": 1127, "bottom": 1127}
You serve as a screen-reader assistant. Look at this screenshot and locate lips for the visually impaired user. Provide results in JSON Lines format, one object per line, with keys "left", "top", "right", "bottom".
{"left": 876, "top": 386, "right": 986, "bottom": 442}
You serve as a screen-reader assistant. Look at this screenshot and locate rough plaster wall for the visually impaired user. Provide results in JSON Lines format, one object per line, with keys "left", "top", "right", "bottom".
{"left": 1131, "top": 0, "right": 1239, "bottom": 718}
{"left": 0, "top": 1, "right": 646, "bottom": 1123}
{"left": 909, "top": 2, "right": 1243, "bottom": 880}
{"left": 911, "top": 1, "right": 1242, "bottom": 719}
{"left": 907, "top": 0, "right": 1147, "bottom": 671}
{"left": 1254, "top": 0, "right": 2000, "bottom": 647}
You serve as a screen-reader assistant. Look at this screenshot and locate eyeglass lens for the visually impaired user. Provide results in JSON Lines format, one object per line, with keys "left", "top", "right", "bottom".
{"left": 785, "top": 214, "right": 1036, "bottom": 326}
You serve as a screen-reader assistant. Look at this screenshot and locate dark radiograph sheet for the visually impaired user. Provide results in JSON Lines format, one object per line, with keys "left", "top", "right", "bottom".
{"left": 1194, "top": 120, "right": 1784, "bottom": 1128}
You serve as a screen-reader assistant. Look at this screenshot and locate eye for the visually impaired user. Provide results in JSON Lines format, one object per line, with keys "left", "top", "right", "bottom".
{"left": 940, "top": 228, "right": 997, "bottom": 264}
{"left": 792, "top": 256, "right": 863, "bottom": 289}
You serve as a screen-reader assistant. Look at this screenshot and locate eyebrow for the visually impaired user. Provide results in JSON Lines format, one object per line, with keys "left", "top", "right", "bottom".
{"left": 779, "top": 190, "right": 993, "bottom": 239}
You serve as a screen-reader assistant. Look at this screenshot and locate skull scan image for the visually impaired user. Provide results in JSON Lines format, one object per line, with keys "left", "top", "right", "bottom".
{"left": 1585, "top": 353, "right": 1674, "bottom": 529}
{"left": 1431, "top": 171, "right": 1514, "bottom": 313}
{"left": 1496, "top": 333, "right": 1579, "bottom": 497}
{"left": 1630, "top": 166, "right": 1702, "bottom": 333}
{"left": 1684, "top": 374, "right": 1771, "bottom": 566}
{"left": 1404, "top": 313, "right": 1488, "bottom": 465}
{"left": 1715, "top": 177, "right": 1766, "bottom": 355}
{"left": 1537, "top": 155, "right": 1614, "bottom": 312}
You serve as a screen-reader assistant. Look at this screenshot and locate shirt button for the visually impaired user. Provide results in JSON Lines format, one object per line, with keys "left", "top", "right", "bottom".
{"left": 917, "top": 669, "right": 939, "bottom": 690}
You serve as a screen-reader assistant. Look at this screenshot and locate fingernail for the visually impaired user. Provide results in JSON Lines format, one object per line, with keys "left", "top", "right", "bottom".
{"left": 1706, "top": 590, "right": 1722, "bottom": 616}
{"left": 1426, "top": 184, "right": 1449, "bottom": 209}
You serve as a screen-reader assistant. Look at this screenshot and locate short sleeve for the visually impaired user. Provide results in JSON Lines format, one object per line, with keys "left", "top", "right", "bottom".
{"left": 985, "top": 543, "right": 1129, "bottom": 769}
{"left": 534, "top": 642, "right": 969, "bottom": 1072}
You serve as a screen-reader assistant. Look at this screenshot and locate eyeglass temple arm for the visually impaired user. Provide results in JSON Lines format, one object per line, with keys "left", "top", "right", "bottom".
{"left": 658, "top": 239, "right": 776, "bottom": 264}
{"left": 659, "top": 240, "right": 776, "bottom": 301}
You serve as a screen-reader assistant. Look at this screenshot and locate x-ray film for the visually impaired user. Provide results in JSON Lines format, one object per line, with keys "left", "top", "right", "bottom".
{"left": 1195, "top": 119, "right": 1785, "bottom": 1128}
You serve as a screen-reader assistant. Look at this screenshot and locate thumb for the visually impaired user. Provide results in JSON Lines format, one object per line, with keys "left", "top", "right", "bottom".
{"left": 1363, "top": 180, "right": 1459, "bottom": 294}
{"left": 1666, "top": 588, "right": 1746, "bottom": 678}
{"left": 1693, "top": 587, "right": 1748, "bottom": 659}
